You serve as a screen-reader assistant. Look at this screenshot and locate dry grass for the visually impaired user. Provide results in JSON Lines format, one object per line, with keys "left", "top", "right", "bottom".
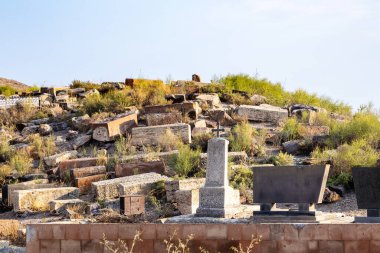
{"left": 164, "top": 230, "right": 193, "bottom": 253}
{"left": 157, "top": 129, "right": 184, "bottom": 152}
{"left": 0, "top": 164, "right": 11, "bottom": 184}
{"left": 9, "top": 150, "right": 32, "bottom": 175}
{"left": 101, "top": 231, "right": 142, "bottom": 253}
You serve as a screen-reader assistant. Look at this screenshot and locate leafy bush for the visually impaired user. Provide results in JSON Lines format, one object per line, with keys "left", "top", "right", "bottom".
{"left": 280, "top": 118, "right": 301, "bottom": 142}
{"left": 313, "top": 139, "right": 378, "bottom": 175}
{"left": 230, "top": 166, "right": 254, "bottom": 192}
{"left": 228, "top": 122, "right": 257, "bottom": 156}
{"left": 0, "top": 135, "right": 11, "bottom": 162}
{"left": 327, "top": 112, "right": 380, "bottom": 148}
{"left": 172, "top": 145, "right": 201, "bottom": 178}
{"left": 269, "top": 152, "right": 294, "bottom": 166}
{"left": 328, "top": 172, "right": 353, "bottom": 189}
{"left": 0, "top": 86, "right": 17, "bottom": 97}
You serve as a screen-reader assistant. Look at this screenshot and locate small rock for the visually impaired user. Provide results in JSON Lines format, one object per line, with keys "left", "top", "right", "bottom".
{"left": 323, "top": 188, "right": 341, "bottom": 203}
{"left": 66, "top": 130, "right": 79, "bottom": 140}
{"left": 249, "top": 94, "right": 267, "bottom": 105}
{"left": 38, "top": 124, "right": 53, "bottom": 136}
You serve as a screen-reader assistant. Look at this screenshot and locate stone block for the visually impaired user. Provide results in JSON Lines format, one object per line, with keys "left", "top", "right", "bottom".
{"left": 13, "top": 187, "right": 79, "bottom": 212}
{"left": 236, "top": 104, "right": 288, "bottom": 124}
{"left": 44, "top": 150, "right": 78, "bottom": 167}
{"left": 92, "top": 172, "right": 170, "bottom": 200}
{"left": 70, "top": 166, "right": 106, "bottom": 180}
{"left": 144, "top": 102, "right": 200, "bottom": 120}
{"left": 92, "top": 111, "right": 138, "bottom": 142}
{"left": 120, "top": 151, "right": 178, "bottom": 166}
{"left": 49, "top": 199, "right": 86, "bottom": 213}
{"left": 59, "top": 157, "right": 103, "bottom": 171}
{"left": 115, "top": 160, "right": 165, "bottom": 177}
{"left": 120, "top": 195, "right": 145, "bottom": 215}
{"left": 195, "top": 93, "right": 221, "bottom": 107}
{"left": 4, "top": 180, "right": 54, "bottom": 206}
{"left": 131, "top": 123, "right": 191, "bottom": 146}
{"left": 71, "top": 134, "right": 91, "bottom": 149}
{"left": 175, "top": 189, "right": 200, "bottom": 214}
{"left": 118, "top": 173, "right": 171, "bottom": 197}
{"left": 146, "top": 112, "right": 182, "bottom": 126}
{"left": 165, "top": 178, "right": 205, "bottom": 202}
{"left": 75, "top": 174, "right": 106, "bottom": 194}
{"left": 253, "top": 165, "right": 330, "bottom": 204}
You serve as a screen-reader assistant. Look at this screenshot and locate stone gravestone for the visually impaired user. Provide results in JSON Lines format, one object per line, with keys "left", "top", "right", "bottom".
{"left": 352, "top": 167, "right": 380, "bottom": 223}
{"left": 195, "top": 138, "right": 240, "bottom": 218}
{"left": 252, "top": 165, "right": 330, "bottom": 222}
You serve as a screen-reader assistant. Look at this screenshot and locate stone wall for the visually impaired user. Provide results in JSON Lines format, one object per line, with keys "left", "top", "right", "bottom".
{"left": 0, "top": 97, "right": 40, "bottom": 109}
{"left": 27, "top": 223, "right": 380, "bottom": 253}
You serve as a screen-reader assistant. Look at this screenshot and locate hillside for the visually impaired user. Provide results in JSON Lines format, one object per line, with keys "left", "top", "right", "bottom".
{"left": 0, "top": 77, "right": 30, "bottom": 91}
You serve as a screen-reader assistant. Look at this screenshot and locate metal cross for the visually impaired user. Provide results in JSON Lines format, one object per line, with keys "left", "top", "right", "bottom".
{"left": 212, "top": 120, "right": 225, "bottom": 137}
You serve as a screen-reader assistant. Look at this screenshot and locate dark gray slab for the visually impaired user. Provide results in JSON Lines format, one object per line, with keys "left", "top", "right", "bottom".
{"left": 253, "top": 165, "right": 329, "bottom": 204}
{"left": 352, "top": 167, "right": 380, "bottom": 209}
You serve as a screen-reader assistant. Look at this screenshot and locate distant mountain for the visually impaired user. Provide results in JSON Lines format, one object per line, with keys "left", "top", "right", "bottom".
{"left": 0, "top": 77, "right": 31, "bottom": 91}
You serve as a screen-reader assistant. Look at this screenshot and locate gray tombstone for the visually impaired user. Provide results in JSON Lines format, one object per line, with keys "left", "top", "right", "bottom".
{"left": 195, "top": 138, "right": 240, "bottom": 218}
{"left": 252, "top": 165, "right": 330, "bottom": 222}
{"left": 352, "top": 167, "right": 380, "bottom": 223}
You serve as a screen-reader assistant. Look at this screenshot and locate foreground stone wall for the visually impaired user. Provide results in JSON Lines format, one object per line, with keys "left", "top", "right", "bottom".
{"left": 27, "top": 223, "right": 380, "bottom": 253}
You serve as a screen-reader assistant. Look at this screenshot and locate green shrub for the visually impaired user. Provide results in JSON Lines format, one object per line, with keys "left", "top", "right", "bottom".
{"left": 228, "top": 122, "right": 257, "bottom": 156}
{"left": 218, "top": 74, "right": 351, "bottom": 115}
{"left": 328, "top": 172, "right": 353, "bottom": 189}
{"left": 327, "top": 112, "right": 380, "bottom": 148}
{"left": 0, "top": 86, "right": 17, "bottom": 97}
{"left": 70, "top": 80, "right": 100, "bottom": 91}
{"left": 270, "top": 152, "right": 294, "bottom": 166}
{"left": 0, "top": 136, "right": 11, "bottom": 161}
{"left": 9, "top": 151, "right": 32, "bottom": 175}
{"left": 172, "top": 146, "right": 201, "bottom": 178}
{"left": 280, "top": 118, "right": 301, "bottom": 142}
{"left": 230, "top": 166, "right": 253, "bottom": 191}
{"left": 312, "top": 139, "right": 379, "bottom": 175}
{"left": 191, "top": 132, "right": 213, "bottom": 152}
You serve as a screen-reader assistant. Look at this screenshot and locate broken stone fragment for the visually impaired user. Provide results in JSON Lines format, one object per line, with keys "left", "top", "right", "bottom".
{"left": 165, "top": 178, "right": 205, "bottom": 203}
{"left": 131, "top": 123, "right": 191, "bottom": 146}
{"left": 115, "top": 160, "right": 165, "bottom": 177}
{"left": 44, "top": 150, "right": 78, "bottom": 167}
{"left": 75, "top": 174, "right": 107, "bottom": 194}
{"left": 49, "top": 199, "right": 86, "bottom": 213}
{"left": 207, "top": 110, "right": 236, "bottom": 126}
{"left": 13, "top": 187, "right": 80, "bottom": 212}
{"left": 38, "top": 124, "right": 53, "bottom": 136}
{"left": 91, "top": 111, "right": 138, "bottom": 142}
{"left": 71, "top": 134, "right": 91, "bottom": 149}
{"left": 236, "top": 104, "right": 288, "bottom": 124}
{"left": 92, "top": 172, "right": 171, "bottom": 200}
{"left": 21, "top": 125, "right": 39, "bottom": 137}
{"left": 249, "top": 94, "right": 267, "bottom": 105}
{"left": 195, "top": 93, "right": 221, "bottom": 108}
{"left": 145, "top": 112, "right": 182, "bottom": 126}
{"left": 71, "top": 114, "right": 91, "bottom": 131}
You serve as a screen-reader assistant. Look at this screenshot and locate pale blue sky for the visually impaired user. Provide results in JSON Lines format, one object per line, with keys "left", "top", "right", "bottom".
{"left": 1, "top": 0, "right": 379, "bottom": 109}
